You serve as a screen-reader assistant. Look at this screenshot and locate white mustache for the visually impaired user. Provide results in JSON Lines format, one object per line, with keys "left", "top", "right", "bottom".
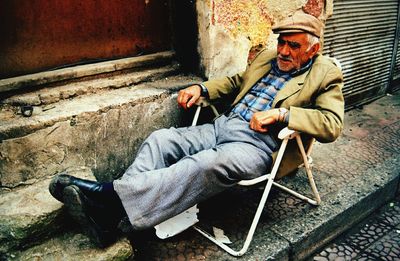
{"left": 278, "top": 55, "right": 293, "bottom": 62}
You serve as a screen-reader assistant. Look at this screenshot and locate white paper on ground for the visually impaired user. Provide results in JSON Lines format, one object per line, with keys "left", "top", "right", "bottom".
{"left": 213, "top": 226, "right": 232, "bottom": 244}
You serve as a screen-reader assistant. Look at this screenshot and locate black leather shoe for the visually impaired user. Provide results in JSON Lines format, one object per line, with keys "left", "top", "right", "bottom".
{"left": 49, "top": 173, "right": 109, "bottom": 203}
{"left": 63, "top": 185, "right": 119, "bottom": 247}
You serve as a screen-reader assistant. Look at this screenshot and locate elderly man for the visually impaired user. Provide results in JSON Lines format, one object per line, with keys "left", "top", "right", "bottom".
{"left": 49, "top": 12, "right": 344, "bottom": 247}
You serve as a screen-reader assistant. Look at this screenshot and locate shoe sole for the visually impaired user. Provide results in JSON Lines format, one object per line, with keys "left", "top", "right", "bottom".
{"left": 63, "top": 185, "right": 116, "bottom": 247}
{"left": 49, "top": 173, "right": 69, "bottom": 202}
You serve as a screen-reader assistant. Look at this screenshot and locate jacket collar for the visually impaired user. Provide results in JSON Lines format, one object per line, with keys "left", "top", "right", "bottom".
{"left": 232, "top": 53, "right": 317, "bottom": 106}
{"left": 272, "top": 68, "right": 309, "bottom": 108}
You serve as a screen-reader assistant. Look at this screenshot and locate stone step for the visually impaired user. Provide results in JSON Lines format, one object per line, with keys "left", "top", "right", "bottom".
{"left": 0, "top": 51, "right": 176, "bottom": 94}
{"left": 5, "top": 231, "right": 133, "bottom": 261}
{"left": 0, "top": 74, "right": 202, "bottom": 188}
{"left": 2, "top": 63, "right": 180, "bottom": 107}
{"left": 0, "top": 167, "right": 94, "bottom": 254}
{"left": 0, "top": 67, "right": 202, "bottom": 260}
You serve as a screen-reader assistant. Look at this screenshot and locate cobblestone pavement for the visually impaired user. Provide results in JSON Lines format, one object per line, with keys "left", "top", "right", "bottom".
{"left": 312, "top": 195, "right": 400, "bottom": 261}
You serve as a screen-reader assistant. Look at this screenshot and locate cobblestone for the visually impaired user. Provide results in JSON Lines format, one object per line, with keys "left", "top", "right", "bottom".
{"left": 312, "top": 198, "right": 400, "bottom": 261}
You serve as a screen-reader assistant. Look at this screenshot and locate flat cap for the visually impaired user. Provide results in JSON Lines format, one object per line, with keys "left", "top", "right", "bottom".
{"left": 272, "top": 11, "right": 324, "bottom": 38}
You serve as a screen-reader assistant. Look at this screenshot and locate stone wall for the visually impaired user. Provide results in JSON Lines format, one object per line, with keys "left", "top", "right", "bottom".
{"left": 0, "top": 92, "right": 184, "bottom": 187}
{"left": 196, "top": 0, "right": 332, "bottom": 79}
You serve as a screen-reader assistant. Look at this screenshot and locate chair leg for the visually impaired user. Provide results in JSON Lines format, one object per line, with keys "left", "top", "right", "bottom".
{"left": 295, "top": 136, "right": 321, "bottom": 205}
{"left": 191, "top": 106, "right": 202, "bottom": 126}
{"left": 268, "top": 136, "right": 320, "bottom": 205}
{"left": 271, "top": 136, "right": 321, "bottom": 205}
{"left": 272, "top": 181, "right": 319, "bottom": 205}
{"left": 193, "top": 139, "right": 290, "bottom": 256}
{"left": 193, "top": 172, "right": 276, "bottom": 256}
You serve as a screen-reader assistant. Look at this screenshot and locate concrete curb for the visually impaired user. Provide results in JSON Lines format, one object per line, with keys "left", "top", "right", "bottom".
{"left": 270, "top": 158, "right": 399, "bottom": 260}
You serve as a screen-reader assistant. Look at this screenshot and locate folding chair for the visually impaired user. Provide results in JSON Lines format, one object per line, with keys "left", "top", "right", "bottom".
{"left": 154, "top": 98, "right": 321, "bottom": 256}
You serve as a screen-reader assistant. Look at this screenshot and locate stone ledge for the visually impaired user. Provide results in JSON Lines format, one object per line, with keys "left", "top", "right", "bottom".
{"left": 0, "top": 74, "right": 201, "bottom": 141}
{"left": 7, "top": 232, "right": 133, "bottom": 261}
{"left": 0, "top": 86, "right": 165, "bottom": 140}
{"left": 0, "top": 167, "right": 94, "bottom": 254}
{"left": 0, "top": 51, "right": 175, "bottom": 93}
{"left": 2, "top": 64, "right": 180, "bottom": 106}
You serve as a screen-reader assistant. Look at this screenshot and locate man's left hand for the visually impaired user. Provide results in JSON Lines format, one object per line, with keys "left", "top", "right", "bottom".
{"left": 250, "top": 109, "right": 280, "bottom": 133}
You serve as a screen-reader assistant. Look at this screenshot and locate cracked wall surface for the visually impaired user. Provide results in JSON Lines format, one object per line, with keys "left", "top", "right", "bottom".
{"left": 196, "top": 0, "right": 329, "bottom": 79}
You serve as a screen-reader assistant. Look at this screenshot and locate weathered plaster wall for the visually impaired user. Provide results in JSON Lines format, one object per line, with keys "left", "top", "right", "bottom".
{"left": 196, "top": 0, "right": 330, "bottom": 79}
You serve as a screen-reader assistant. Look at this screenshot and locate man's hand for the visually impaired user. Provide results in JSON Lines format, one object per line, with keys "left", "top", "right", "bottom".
{"left": 250, "top": 109, "right": 280, "bottom": 133}
{"left": 177, "top": 85, "right": 202, "bottom": 110}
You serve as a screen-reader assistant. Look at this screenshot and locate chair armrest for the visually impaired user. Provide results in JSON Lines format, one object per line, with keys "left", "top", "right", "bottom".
{"left": 278, "top": 127, "right": 299, "bottom": 140}
{"left": 194, "top": 97, "right": 212, "bottom": 107}
{"left": 192, "top": 97, "right": 220, "bottom": 126}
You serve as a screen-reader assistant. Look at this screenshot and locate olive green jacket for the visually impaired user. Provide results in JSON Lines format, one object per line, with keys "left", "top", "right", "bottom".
{"left": 202, "top": 49, "right": 344, "bottom": 178}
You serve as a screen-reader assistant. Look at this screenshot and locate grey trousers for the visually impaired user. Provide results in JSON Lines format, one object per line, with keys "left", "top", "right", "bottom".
{"left": 113, "top": 114, "right": 278, "bottom": 230}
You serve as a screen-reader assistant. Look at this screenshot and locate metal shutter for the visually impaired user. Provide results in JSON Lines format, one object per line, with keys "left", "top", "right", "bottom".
{"left": 394, "top": 43, "right": 400, "bottom": 81}
{"left": 390, "top": 27, "right": 400, "bottom": 92}
{"left": 323, "top": 0, "right": 399, "bottom": 109}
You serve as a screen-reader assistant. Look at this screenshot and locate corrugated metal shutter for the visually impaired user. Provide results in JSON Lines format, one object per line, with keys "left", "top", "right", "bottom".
{"left": 391, "top": 30, "right": 400, "bottom": 92}
{"left": 323, "top": 0, "right": 399, "bottom": 109}
{"left": 394, "top": 43, "right": 400, "bottom": 81}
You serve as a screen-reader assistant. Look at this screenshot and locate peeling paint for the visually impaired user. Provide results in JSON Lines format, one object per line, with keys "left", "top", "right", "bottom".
{"left": 303, "top": 0, "right": 324, "bottom": 18}
{"left": 212, "top": 0, "right": 272, "bottom": 47}
{"left": 196, "top": 0, "right": 331, "bottom": 78}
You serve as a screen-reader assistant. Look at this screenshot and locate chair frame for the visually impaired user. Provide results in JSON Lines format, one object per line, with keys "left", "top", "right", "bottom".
{"left": 156, "top": 99, "right": 321, "bottom": 257}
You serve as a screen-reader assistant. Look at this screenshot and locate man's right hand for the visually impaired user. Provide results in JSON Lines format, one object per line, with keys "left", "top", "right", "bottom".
{"left": 177, "top": 85, "right": 202, "bottom": 110}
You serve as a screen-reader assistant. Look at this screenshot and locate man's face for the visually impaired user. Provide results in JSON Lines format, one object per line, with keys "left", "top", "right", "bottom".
{"left": 276, "top": 33, "right": 318, "bottom": 72}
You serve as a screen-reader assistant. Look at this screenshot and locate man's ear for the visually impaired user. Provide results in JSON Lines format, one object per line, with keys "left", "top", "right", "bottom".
{"left": 309, "top": 42, "right": 320, "bottom": 57}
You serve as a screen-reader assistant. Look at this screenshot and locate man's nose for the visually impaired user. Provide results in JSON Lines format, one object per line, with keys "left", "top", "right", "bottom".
{"left": 279, "top": 44, "right": 290, "bottom": 56}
